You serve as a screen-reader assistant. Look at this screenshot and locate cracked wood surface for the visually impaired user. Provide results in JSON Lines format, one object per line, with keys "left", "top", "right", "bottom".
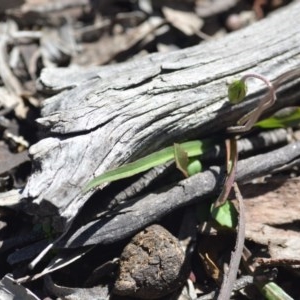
{"left": 23, "top": 2, "right": 300, "bottom": 231}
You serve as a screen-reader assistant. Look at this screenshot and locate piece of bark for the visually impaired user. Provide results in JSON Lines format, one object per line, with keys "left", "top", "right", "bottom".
{"left": 241, "top": 176, "right": 300, "bottom": 261}
{"left": 23, "top": 2, "right": 300, "bottom": 232}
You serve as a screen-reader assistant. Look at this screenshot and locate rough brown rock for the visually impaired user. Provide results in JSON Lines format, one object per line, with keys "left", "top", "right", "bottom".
{"left": 113, "top": 224, "right": 189, "bottom": 299}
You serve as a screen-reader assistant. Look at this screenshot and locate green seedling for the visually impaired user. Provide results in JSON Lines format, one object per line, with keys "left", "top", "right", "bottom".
{"left": 227, "top": 73, "right": 275, "bottom": 133}
{"left": 84, "top": 140, "right": 205, "bottom": 192}
{"left": 228, "top": 68, "right": 300, "bottom": 133}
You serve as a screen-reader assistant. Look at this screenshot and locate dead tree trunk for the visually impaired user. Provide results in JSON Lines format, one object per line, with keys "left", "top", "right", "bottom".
{"left": 23, "top": 2, "right": 300, "bottom": 232}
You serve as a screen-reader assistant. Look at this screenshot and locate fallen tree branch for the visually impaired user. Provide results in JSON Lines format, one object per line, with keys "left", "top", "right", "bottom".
{"left": 22, "top": 2, "right": 300, "bottom": 231}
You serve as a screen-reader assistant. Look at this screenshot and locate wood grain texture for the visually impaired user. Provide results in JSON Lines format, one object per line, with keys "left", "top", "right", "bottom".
{"left": 23, "top": 2, "right": 300, "bottom": 231}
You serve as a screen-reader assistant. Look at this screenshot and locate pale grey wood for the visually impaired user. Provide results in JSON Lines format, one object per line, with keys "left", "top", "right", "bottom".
{"left": 0, "top": 189, "right": 22, "bottom": 207}
{"left": 23, "top": 2, "right": 300, "bottom": 232}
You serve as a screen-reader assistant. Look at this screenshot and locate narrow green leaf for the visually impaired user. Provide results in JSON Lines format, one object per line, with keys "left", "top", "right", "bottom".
{"left": 84, "top": 140, "right": 204, "bottom": 192}
{"left": 255, "top": 118, "right": 284, "bottom": 128}
{"left": 174, "top": 143, "right": 189, "bottom": 177}
{"left": 256, "top": 107, "right": 300, "bottom": 129}
{"left": 260, "top": 282, "right": 293, "bottom": 300}
{"left": 211, "top": 200, "right": 238, "bottom": 228}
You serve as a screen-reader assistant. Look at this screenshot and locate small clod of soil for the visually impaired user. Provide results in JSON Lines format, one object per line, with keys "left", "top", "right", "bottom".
{"left": 113, "top": 224, "right": 189, "bottom": 299}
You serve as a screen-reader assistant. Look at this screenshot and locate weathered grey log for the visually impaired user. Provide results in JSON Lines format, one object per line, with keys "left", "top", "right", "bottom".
{"left": 23, "top": 2, "right": 300, "bottom": 232}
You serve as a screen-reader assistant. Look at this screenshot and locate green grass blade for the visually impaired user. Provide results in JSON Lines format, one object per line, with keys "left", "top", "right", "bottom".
{"left": 256, "top": 107, "right": 300, "bottom": 129}
{"left": 84, "top": 140, "right": 204, "bottom": 192}
{"left": 260, "top": 282, "right": 294, "bottom": 300}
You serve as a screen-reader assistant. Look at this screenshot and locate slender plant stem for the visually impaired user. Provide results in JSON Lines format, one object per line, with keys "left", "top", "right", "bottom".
{"left": 228, "top": 67, "right": 300, "bottom": 133}
{"left": 227, "top": 73, "right": 275, "bottom": 133}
